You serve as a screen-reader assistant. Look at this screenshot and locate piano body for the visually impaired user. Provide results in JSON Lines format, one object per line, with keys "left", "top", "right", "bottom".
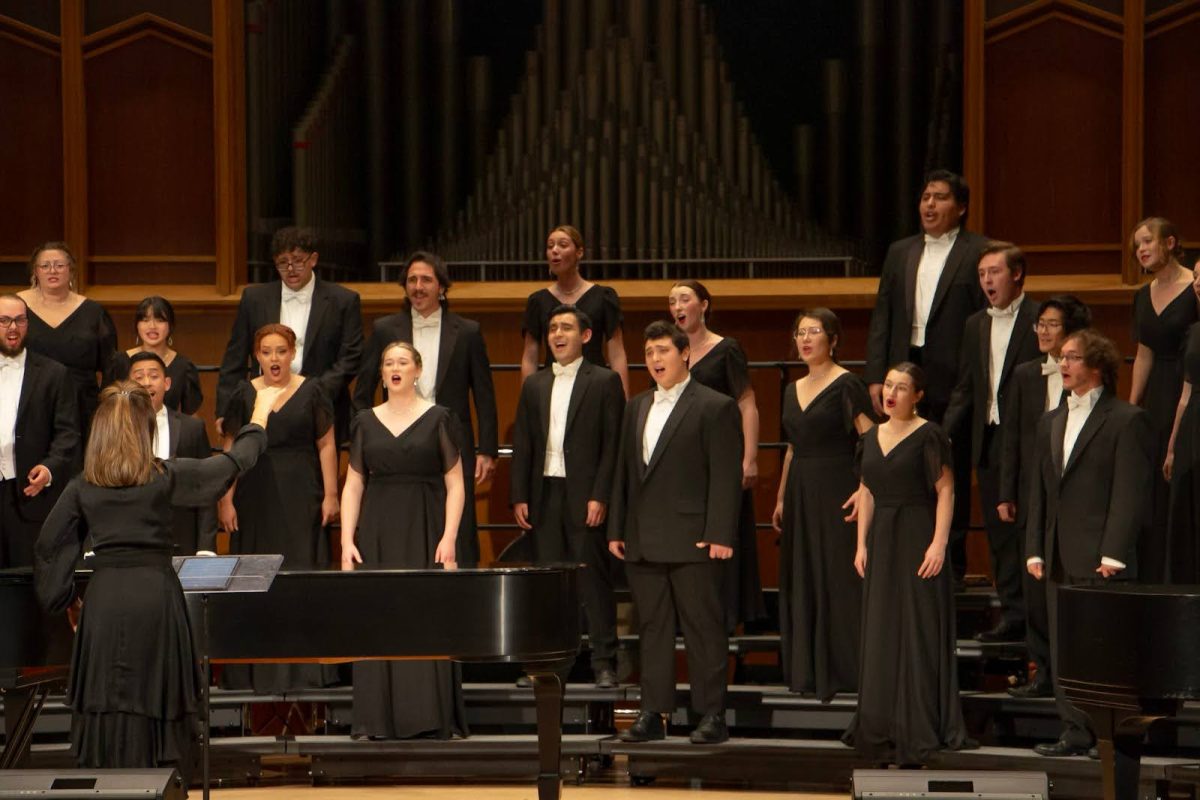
{"left": 0, "top": 566, "right": 579, "bottom": 800}
{"left": 1058, "top": 583, "right": 1200, "bottom": 800}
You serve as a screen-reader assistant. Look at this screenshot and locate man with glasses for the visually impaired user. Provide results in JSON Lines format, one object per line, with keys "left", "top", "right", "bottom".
{"left": 944, "top": 242, "right": 1040, "bottom": 645}
{"left": 0, "top": 294, "right": 80, "bottom": 568}
{"left": 216, "top": 227, "right": 362, "bottom": 442}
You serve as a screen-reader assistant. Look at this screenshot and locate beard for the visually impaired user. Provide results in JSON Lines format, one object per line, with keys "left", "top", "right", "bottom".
{"left": 0, "top": 340, "right": 24, "bottom": 358}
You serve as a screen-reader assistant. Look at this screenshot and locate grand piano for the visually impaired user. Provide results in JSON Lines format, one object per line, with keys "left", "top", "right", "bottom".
{"left": 0, "top": 565, "right": 580, "bottom": 800}
{"left": 1058, "top": 583, "right": 1200, "bottom": 800}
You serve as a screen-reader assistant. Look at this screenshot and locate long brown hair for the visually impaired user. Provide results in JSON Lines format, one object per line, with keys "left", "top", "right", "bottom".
{"left": 84, "top": 381, "right": 160, "bottom": 487}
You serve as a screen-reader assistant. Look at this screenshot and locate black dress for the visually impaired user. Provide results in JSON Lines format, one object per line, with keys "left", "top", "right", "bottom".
{"left": 221, "top": 379, "right": 335, "bottom": 693}
{"left": 33, "top": 425, "right": 266, "bottom": 778}
{"left": 105, "top": 351, "right": 203, "bottom": 414}
{"left": 349, "top": 406, "right": 469, "bottom": 738}
{"left": 1167, "top": 323, "right": 1200, "bottom": 583}
{"left": 522, "top": 285, "right": 622, "bottom": 368}
{"left": 1133, "top": 284, "right": 1198, "bottom": 583}
{"left": 26, "top": 299, "right": 118, "bottom": 433}
{"left": 842, "top": 423, "right": 967, "bottom": 764}
{"left": 779, "top": 372, "right": 869, "bottom": 700}
{"left": 688, "top": 336, "right": 765, "bottom": 629}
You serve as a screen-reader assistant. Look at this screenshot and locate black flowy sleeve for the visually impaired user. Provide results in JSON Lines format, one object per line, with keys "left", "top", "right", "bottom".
{"left": 177, "top": 356, "right": 204, "bottom": 415}
{"left": 923, "top": 424, "right": 954, "bottom": 491}
{"left": 34, "top": 479, "right": 87, "bottom": 613}
{"left": 598, "top": 285, "right": 624, "bottom": 339}
{"left": 438, "top": 409, "right": 464, "bottom": 472}
{"left": 348, "top": 410, "right": 369, "bottom": 475}
{"left": 842, "top": 374, "right": 874, "bottom": 433}
{"left": 168, "top": 424, "right": 267, "bottom": 508}
{"left": 722, "top": 337, "right": 752, "bottom": 400}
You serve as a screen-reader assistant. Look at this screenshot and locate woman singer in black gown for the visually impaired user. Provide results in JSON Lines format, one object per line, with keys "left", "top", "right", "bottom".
{"left": 1164, "top": 254, "right": 1200, "bottom": 582}
{"left": 34, "top": 381, "right": 275, "bottom": 778}
{"left": 669, "top": 279, "right": 765, "bottom": 629}
{"left": 340, "top": 341, "right": 468, "bottom": 739}
{"left": 218, "top": 323, "right": 340, "bottom": 693}
{"left": 105, "top": 296, "right": 203, "bottom": 414}
{"left": 1129, "top": 217, "right": 1197, "bottom": 582}
{"left": 842, "top": 362, "right": 970, "bottom": 765}
{"left": 772, "top": 309, "right": 873, "bottom": 700}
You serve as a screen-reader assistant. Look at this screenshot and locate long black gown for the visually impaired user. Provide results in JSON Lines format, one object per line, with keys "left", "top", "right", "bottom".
{"left": 779, "top": 372, "right": 869, "bottom": 700}
{"left": 842, "top": 422, "right": 968, "bottom": 764}
{"left": 106, "top": 350, "right": 203, "bottom": 414}
{"left": 522, "top": 285, "right": 623, "bottom": 368}
{"left": 33, "top": 425, "right": 266, "bottom": 778}
{"left": 26, "top": 300, "right": 118, "bottom": 433}
{"left": 1166, "top": 323, "right": 1200, "bottom": 583}
{"left": 689, "top": 336, "right": 765, "bottom": 629}
{"left": 1134, "top": 283, "right": 1198, "bottom": 583}
{"left": 350, "top": 406, "right": 469, "bottom": 739}
{"left": 222, "top": 379, "right": 335, "bottom": 692}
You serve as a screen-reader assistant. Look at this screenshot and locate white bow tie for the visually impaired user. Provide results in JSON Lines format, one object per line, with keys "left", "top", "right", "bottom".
{"left": 0, "top": 358, "right": 19, "bottom": 370}
{"left": 552, "top": 362, "right": 579, "bottom": 378}
{"left": 987, "top": 305, "right": 1017, "bottom": 319}
{"left": 924, "top": 234, "right": 951, "bottom": 246}
{"left": 653, "top": 390, "right": 679, "bottom": 406}
{"left": 282, "top": 292, "right": 309, "bottom": 305}
{"left": 1067, "top": 394, "right": 1093, "bottom": 411}
{"left": 1041, "top": 359, "right": 1059, "bottom": 376}
{"left": 413, "top": 316, "right": 439, "bottom": 330}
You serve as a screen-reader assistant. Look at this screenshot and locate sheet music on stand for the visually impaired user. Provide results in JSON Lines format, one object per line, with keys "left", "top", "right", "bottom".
{"left": 173, "top": 554, "right": 283, "bottom": 800}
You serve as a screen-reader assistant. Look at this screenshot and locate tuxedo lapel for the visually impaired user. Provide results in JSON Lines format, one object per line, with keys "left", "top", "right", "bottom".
{"left": 435, "top": 312, "right": 459, "bottom": 395}
{"left": 300, "top": 279, "right": 330, "bottom": 372}
{"left": 903, "top": 239, "right": 921, "bottom": 325}
{"left": 536, "top": 370, "right": 553, "bottom": 443}
{"left": 929, "top": 234, "right": 970, "bottom": 320}
{"left": 1000, "top": 302, "right": 1037, "bottom": 385}
{"left": 564, "top": 362, "right": 593, "bottom": 433}
{"left": 167, "top": 409, "right": 182, "bottom": 458}
{"left": 634, "top": 393, "right": 651, "bottom": 480}
{"left": 1050, "top": 405, "right": 1067, "bottom": 477}
{"left": 978, "top": 315, "right": 992, "bottom": 378}
{"left": 265, "top": 284, "right": 282, "bottom": 324}
{"left": 15, "top": 354, "right": 39, "bottom": 424}
{"left": 1063, "top": 395, "right": 1112, "bottom": 477}
{"left": 644, "top": 384, "right": 696, "bottom": 478}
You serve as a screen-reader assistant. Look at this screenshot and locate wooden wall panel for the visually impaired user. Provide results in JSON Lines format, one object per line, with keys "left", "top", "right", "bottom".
{"left": 85, "top": 31, "right": 215, "bottom": 265}
{"left": 0, "top": 19, "right": 63, "bottom": 261}
{"left": 982, "top": 17, "right": 1123, "bottom": 248}
{"left": 1143, "top": 13, "right": 1200, "bottom": 237}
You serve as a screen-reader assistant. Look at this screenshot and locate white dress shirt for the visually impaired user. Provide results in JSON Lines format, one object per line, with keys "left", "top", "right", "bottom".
{"left": 279, "top": 276, "right": 316, "bottom": 374}
{"left": 411, "top": 307, "right": 442, "bottom": 402}
{"left": 153, "top": 406, "right": 171, "bottom": 461}
{"left": 986, "top": 293, "right": 1025, "bottom": 424}
{"left": 911, "top": 227, "right": 959, "bottom": 347}
{"left": 1042, "top": 355, "right": 1064, "bottom": 411}
{"left": 0, "top": 350, "right": 27, "bottom": 480}
{"left": 543, "top": 357, "right": 582, "bottom": 477}
{"left": 643, "top": 376, "right": 690, "bottom": 465}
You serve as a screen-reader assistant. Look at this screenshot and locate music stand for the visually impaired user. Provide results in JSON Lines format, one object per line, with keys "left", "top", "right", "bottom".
{"left": 174, "top": 555, "right": 283, "bottom": 800}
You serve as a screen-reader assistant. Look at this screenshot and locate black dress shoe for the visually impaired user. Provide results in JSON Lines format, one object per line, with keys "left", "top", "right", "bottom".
{"left": 976, "top": 619, "right": 1027, "bottom": 643}
{"left": 1033, "top": 739, "right": 1089, "bottom": 757}
{"left": 619, "top": 711, "right": 665, "bottom": 742}
{"left": 1007, "top": 679, "right": 1053, "bottom": 698}
{"left": 515, "top": 674, "right": 532, "bottom": 688}
{"left": 594, "top": 667, "right": 618, "bottom": 689}
{"left": 689, "top": 713, "right": 729, "bottom": 744}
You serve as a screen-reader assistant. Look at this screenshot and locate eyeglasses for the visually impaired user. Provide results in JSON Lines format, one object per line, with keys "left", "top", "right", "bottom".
{"left": 794, "top": 327, "right": 824, "bottom": 337}
{"left": 1033, "top": 320, "right": 1063, "bottom": 332}
{"left": 274, "top": 253, "right": 312, "bottom": 271}
{"left": 0, "top": 316, "right": 29, "bottom": 328}
{"left": 36, "top": 262, "right": 69, "bottom": 273}
{"left": 1059, "top": 353, "right": 1084, "bottom": 364}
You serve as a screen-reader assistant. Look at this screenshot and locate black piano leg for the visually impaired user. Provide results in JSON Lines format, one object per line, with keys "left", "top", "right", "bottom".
{"left": 528, "top": 664, "right": 567, "bottom": 800}
{"left": 1096, "top": 733, "right": 1144, "bottom": 800}
{"left": 1, "top": 686, "right": 47, "bottom": 769}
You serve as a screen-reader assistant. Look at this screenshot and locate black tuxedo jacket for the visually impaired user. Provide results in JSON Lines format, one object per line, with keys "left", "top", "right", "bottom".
{"left": 606, "top": 380, "right": 742, "bottom": 563}
{"left": 215, "top": 277, "right": 363, "bottom": 427}
{"left": 865, "top": 230, "right": 988, "bottom": 409}
{"left": 944, "top": 298, "right": 1041, "bottom": 466}
{"left": 14, "top": 351, "right": 80, "bottom": 523}
{"left": 1025, "top": 391, "right": 1152, "bottom": 580}
{"left": 999, "top": 356, "right": 1064, "bottom": 528}
{"left": 510, "top": 361, "right": 625, "bottom": 527}
{"left": 167, "top": 408, "right": 217, "bottom": 553}
{"left": 353, "top": 308, "right": 499, "bottom": 457}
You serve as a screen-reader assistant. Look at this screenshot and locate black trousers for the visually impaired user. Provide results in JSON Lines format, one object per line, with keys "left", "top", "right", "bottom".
{"left": 533, "top": 478, "right": 617, "bottom": 668}
{"left": 1046, "top": 554, "right": 1101, "bottom": 748}
{"left": 0, "top": 479, "right": 38, "bottom": 569}
{"left": 625, "top": 559, "right": 727, "bottom": 715}
{"left": 978, "top": 424, "right": 1026, "bottom": 623}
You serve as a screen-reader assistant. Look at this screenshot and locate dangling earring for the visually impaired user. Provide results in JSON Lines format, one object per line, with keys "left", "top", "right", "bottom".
{"left": 167, "top": 336, "right": 174, "bottom": 347}
{"left": 134, "top": 336, "right": 141, "bottom": 346}
{"left": 30, "top": 275, "right": 37, "bottom": 289}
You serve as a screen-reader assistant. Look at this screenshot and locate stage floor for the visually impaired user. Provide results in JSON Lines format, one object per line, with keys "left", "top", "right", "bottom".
{"left": 210, "top": 787, "right": 840, "bottom": 799}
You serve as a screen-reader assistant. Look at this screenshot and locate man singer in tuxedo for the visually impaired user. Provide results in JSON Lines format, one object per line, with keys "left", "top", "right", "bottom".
{"left": 608, "top": 321, "right": 743, "bottom": 744}
{"left": 0, "top": 294, "right": 80, "bottom": 568}
{"left": 944, "top": 242, "right": 1040, "bottom": 643}
{"left": 216, "top": 226, "right": 362, "bottom": 441}
{"left": 354, "top": 251, "right": 498, "bottom": 566}
{"left": 1026, "top": 328, "right": 1152, "bottom": 758}
{"left": 129, "top": 351, "right": 218, "bottom": 555}
{"left": 511, "top": 305, "right": 625, "bottom": 689}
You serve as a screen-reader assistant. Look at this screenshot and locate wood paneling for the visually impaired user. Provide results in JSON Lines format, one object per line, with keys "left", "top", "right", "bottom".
{"left": 1144, "top": 12, "right": 1200, "bottom": 238}
{"left": 0, "top": 16, "right": 63, "bottom": 254}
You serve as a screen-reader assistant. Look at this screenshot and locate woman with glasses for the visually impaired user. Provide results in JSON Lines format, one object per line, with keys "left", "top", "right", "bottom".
{"left": 18, "top": 242, "right": 117, "bottom": 434}
{"left": 772, "top": 308, "right": 873, "bottom": 701}
{"left": 1128, "top": 218, "right": 1197, "bottom": 582}
{"left": 104, "top": 296, "right": 202, "bottom": 414}
{"left": 669, "top": 279, "right": 765, "bottom": 630}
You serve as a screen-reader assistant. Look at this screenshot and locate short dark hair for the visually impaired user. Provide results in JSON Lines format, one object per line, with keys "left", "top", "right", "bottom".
{"left": 889, "top": 361, "right": 927, "bottom": 394}
{"left": 792, "top": 307, "right": 842, "bottom": 354}
{"left": 1037, "top": 295, "right": 1091, "bottom": 336}
{"left": 923, "top": 169, "right": 970, "bottom": 223}
{"left": 671, "top": 279, "right": 713, "bottom": 322}
{"left": 271, "top": 226, "right": 318, "bottom": 256}
{"left": 401, "top": 250, "right": 452, "bottom": 309}
{"left": 979, "top": 240, "right": 1027, "bottom": 287}
{"left": 643, "top": 319, "right": 689, "bottom": 353}
{"left": 1064, "top": 328, "right": 1121, "bottom": 392}
{"left": 547, "top": 304, "right": 592, "bottom": 333}
{"left": 135, "top": 295, "right": 176, "bottom": 337}
{"left": 127, "top": 351, "right": 168, "bottom": 373}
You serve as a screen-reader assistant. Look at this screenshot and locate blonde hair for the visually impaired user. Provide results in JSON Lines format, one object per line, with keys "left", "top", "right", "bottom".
{"left": 379, "top": 340, "right": 422, "bottom": 369}
{"left": 84, "top": 381, "right": 160, "bottom": 487}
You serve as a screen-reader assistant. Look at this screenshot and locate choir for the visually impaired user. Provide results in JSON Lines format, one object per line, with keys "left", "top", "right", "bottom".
{"left": 17, "top": 175, "right": 1200, "bottom": 774}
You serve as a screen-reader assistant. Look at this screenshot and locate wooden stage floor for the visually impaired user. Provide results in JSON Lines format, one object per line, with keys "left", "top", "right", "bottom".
{"left": 210, "top": 787, "right": 841, "bottom": 799}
